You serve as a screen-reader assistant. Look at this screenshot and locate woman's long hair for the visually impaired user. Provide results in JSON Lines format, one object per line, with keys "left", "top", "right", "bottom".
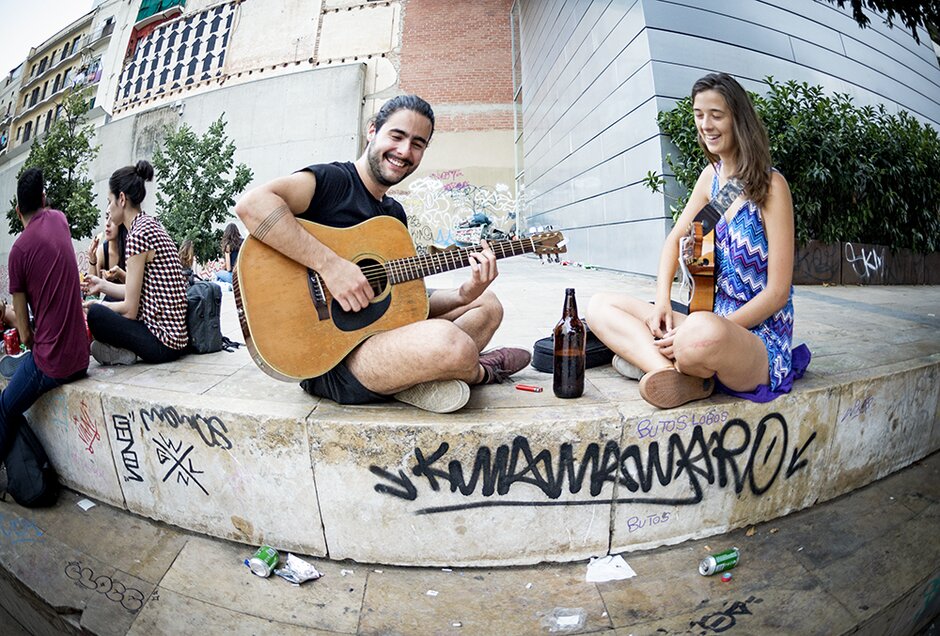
{"left": 220, "top": 222, "right": 243, "bottom": 253}
{"left": 691, "top": 73, "right": 772, "bottom": 207}
{"left": 179, "top": 239, "right": 195, "bottom": 269}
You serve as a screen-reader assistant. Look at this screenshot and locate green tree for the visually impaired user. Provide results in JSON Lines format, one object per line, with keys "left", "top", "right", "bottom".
{"left": 822, "top": 0, "right": 940, "bottom": 44}
{"left": 152, "top": 114, "right": 253, "bottom": 263}
{"left": 7, "top": 87, "right": 100, "bottom": 239}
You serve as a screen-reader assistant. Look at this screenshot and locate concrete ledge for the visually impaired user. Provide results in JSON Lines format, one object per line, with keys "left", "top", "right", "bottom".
{"left": 7, "top": 261, "right": 940, "bottom": 566}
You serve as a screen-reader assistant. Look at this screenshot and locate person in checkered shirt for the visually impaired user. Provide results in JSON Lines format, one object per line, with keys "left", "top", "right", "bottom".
{"left": 83, "top": 161, "right": 188, "bottom": 366}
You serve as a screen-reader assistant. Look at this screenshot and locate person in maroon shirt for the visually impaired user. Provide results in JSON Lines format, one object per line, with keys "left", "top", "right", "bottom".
{"left": 0, "top": 168, "right": 89, "bottom": 461}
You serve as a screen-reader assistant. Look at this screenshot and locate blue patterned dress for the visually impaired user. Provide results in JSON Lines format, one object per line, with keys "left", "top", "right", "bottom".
{"left": 711, "top": 171, "right": 794, "bottom": 390}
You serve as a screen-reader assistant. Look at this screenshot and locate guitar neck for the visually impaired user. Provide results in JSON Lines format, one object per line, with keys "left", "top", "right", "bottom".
{"left": 386, "top": 238, "right": 541, "bottom": 284}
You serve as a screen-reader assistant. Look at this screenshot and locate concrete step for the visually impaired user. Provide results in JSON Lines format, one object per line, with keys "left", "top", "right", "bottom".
{"left": 1, "top": 450, "right": 937, "bottom": 634}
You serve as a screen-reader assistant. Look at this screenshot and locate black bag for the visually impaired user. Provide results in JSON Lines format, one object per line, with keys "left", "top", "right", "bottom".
{"left": 186, "top": 280, "right": 223, "bottom": 353}
{"left": 531, "top": 322, "right": 614, "bottom": 373}
{"left": 2, "top": 422, "right": 59, "bottom": 508}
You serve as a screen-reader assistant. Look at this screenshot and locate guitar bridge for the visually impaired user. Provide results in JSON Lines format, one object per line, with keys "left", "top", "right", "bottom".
{"left": 307, "top": 268, "right": 330, "bottom": 321}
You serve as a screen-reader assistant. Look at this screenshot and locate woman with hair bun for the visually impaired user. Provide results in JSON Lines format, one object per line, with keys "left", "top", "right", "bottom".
{"left": 83, "top": 160, "right": 188, "bottom": 365}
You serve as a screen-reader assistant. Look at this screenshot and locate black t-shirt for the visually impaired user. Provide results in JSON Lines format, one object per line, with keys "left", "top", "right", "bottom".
{"left": 299, "top": 162, "right": 407, "bottom": 228}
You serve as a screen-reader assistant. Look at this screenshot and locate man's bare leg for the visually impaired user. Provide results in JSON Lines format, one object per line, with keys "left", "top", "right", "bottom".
{"left": 346, "top": 319, "right": 484, "bottom": 395}
{"left": 432, "top": 290, "right": 503, "bottom": 352}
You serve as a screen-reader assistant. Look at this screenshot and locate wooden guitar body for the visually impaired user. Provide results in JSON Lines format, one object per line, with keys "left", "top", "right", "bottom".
{"left": 233, "top": 216, "right": 566, "bottom": 381}
{"left": 234, "top": 216, "right": 429, "bottom": 381}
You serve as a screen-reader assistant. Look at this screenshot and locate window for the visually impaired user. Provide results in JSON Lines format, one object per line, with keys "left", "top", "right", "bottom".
{"left": 29, "top": 88, "right": 39, "bottom": 107}
{"left": 38, "top": 56, "right": 48, "bottom": 74}
{"left": 41, "top": 81, "right": 48, "bottom": 100}
{"left": 44, "top": 111, "right": 52, "bottom": 132}
{"left": 23, "top": 121, "right": 32, "bottom": 142}
{"left": 62, "top": 43, "right": 70, "bottom": 59}
{"left": 53, "top": 74, "right": 61, "bottom": 93}
{"left": 72, "top": 36, "right": 81, "bottom": 54}
{"left": 16, "top": 126, "right": 21, "bottom": 141}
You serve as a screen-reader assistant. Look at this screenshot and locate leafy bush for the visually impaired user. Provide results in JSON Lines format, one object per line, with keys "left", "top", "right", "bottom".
{"left": 152, "top": 115, "right": 253, "bottom": 263}
{"left": 651, "top": 77, "right": 940, "bottom": 253}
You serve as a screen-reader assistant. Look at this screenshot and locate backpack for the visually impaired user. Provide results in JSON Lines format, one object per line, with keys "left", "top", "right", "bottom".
{"left": 186, "top": 280, "right": 223, "bottom": 353}
{"left": 1, "top": 421, "right": 59, "bottom": 508}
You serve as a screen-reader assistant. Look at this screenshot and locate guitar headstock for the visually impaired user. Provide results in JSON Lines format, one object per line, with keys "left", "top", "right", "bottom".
{"left": 528, "top": 230, "right": 568, "bottom": 255}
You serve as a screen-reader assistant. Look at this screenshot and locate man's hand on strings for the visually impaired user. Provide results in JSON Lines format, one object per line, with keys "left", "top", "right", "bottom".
{"left": 320, "top": 255, "right": 373, "bottom": 312}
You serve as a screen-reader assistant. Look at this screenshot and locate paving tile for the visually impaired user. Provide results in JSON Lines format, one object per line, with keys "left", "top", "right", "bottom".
{"left": 118, "top": 368, "right": 227, "bottom": 394}
{"left": 809, "top": 503, "right": 940, "bottom": 624}
{"left": 204, "top": 365, "right": 319, "bottom": 405}
{"left": 23, "top": 490, "right": 188, "bottom": 585}
{"left": 128, "top": 587, "right": 336, "bottom": 635}
{"left": 358, "top": 563, "right": 611, "bottom": 635}
{"left": 157, "top": 536, "right": 365, "bottom": 633}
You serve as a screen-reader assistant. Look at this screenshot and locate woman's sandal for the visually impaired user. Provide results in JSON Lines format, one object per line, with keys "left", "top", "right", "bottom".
{"left": 639, "top": 367, "right": 714, "bottom": 409}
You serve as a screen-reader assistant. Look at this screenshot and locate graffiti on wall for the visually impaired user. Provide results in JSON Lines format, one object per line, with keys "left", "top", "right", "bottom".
{"left": 370, "top": 412, "right": 816, "bottom": 515}
{"left": 391, "top": 171, "right": 518, "bottom": 250}
{"left": 109, "top": 405, "right": 233, "bottom": 495}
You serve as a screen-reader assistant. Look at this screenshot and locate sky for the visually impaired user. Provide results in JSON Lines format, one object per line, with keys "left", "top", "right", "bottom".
{"left": 0, "top": 0, "right": 95, "bottom": 76}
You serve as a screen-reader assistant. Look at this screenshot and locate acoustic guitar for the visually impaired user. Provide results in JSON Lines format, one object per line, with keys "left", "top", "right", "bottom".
{"left": 233, "top": 216, "right": 567, "bottom": 381}
{"left": 677, "top": 178, "right": 744, "bottom": 313}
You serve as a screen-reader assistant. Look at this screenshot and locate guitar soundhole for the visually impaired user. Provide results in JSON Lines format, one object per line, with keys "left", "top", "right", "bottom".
{"left": 358, "top": 258, "right": 388, "bottom": 297}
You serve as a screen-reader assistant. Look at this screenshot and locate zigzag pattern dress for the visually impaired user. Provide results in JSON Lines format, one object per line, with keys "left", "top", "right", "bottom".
{"left": 711, "top": 172, "right": 794, "bottom": 390}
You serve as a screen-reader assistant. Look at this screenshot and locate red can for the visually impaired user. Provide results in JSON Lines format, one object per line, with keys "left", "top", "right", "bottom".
{"left": 3, "top": 328, "right": 20, "bottom": 355}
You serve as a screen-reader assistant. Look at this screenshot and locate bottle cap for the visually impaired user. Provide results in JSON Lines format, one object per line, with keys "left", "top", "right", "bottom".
{"left": 721, "top": 572, "right": 733, "bottom": 582}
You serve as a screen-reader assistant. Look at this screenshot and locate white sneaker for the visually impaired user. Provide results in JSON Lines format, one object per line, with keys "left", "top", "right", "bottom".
{"left": 612, "top": 355, "right": 643, "bottom": 381}
{"left": 394, "top": 380, "right": 470, "bottom": 413}
{"left": 0, "top": 351, "right": 29, "bottom": 379}
{"left": 91, "top": 341, "right": 137, "bottom": 366}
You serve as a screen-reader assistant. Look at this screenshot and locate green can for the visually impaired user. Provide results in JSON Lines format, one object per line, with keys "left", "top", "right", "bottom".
{"left": 699, "top": 547, "right": 739, "bottom": 576}
{"left": 245, "top": 545, "right": 279, "bottom": 577}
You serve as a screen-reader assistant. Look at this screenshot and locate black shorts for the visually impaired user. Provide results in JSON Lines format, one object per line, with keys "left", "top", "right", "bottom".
{"left": 300, "top": 360, "right": 388, "bottom": 405}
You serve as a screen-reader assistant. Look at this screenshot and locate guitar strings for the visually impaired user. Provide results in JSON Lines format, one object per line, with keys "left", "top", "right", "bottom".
{"left": 314, "top": 237, "right": 549, "bottom": 298}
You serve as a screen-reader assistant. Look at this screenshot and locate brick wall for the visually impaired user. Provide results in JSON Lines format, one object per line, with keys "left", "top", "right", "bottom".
{"left": 399, "top": 0, "right": 514, "bottom": 132}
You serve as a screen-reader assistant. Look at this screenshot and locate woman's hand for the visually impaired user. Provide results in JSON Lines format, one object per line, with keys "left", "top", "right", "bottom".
{"left": 87, "top": 235, "right": 100, "bottom": 262}
{"left": 104, "top": 266, "right": 126, "bottom": 284}
{"left": 645, "top": 302, "right": 673, "bottom": 338}
{"left": 83, "top": 274, "right": 105, "bottom": 297}
{"left": 654, "top": 328, "right": 677, "bottom": 361}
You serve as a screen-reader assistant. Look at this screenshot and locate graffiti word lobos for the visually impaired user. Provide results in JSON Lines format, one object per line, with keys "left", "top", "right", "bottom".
{"left": 139, "top": 406, "right": 231, "bottom": 450}
{"left": 371, "top": 414, "right": 817, "bottom": 514}
{"left": 64, "top": 561, "right": 145, "bottom": 613}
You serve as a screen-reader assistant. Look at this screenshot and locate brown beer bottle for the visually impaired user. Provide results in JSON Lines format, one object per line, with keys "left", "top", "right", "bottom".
{"left": 553, "top": 288, "right": 586, "bottom": 398}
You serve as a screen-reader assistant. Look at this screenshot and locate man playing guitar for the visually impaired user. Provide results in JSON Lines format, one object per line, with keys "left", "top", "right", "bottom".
{"left": 235, "top": 95, "right": 530, "bottom": 413}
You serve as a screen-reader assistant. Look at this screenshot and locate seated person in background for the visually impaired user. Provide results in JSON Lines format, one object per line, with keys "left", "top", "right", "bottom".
{"left": 213, "top": 223, "right": 242, "bottom": 284}
{"left": 83, "top": 161, "right": 188, "bottom": 365}
{"left": 178, "top": 239, "right": 203, "bottom": 287}
{"left": 87, "top": 218, "right": 127, "bottom": 299}
{"left": 588, "top": 72, "right": 804, "bottom": 409}
{"left": 0, "top": 167, "right": 88, "bottom": 461}
{"left": 235, "top": 94, "right": 530, "bottom": 414}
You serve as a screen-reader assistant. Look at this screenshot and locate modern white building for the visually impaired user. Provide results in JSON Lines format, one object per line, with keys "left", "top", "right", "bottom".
{"left": 512, "top": 0, "right": 940, "bottom": 274}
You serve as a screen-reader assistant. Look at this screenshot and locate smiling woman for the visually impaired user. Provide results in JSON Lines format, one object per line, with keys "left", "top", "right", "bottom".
{"left": 587, "top": 72, "right": 809, "bottom": 410}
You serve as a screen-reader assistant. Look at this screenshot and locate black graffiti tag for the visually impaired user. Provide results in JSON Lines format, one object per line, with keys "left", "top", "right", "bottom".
{"left": 370, "top": 413, "right": 816, "bottom": 514}
{"left": 693, "top": 595, "right": 763, "bottom": 634}
{"left": 64, "top": 561, "right": 145, "bottom": 613}
{"left": 112, "top": 413, "right": 144, "bottom": 483}
{"left": 139, "top": 405, "right": 232, "bottom": 450}
{"left": 153, "top": 433, "right": 209, "bottom": 496}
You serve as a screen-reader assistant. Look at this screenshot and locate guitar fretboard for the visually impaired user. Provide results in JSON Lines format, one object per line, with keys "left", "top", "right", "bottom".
{"left": 385, "top": 237, "right": 542, "bottom": 284}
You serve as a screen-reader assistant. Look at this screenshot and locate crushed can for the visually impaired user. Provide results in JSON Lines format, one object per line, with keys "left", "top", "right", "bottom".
{"left": 3, "top": 328, "right": 20, "bottom": 355}
{"left": 245, "top": 545, "right": 279, "bottom": 577}
{"left": 699, "top": 547, "right": 739, "bottom": 576}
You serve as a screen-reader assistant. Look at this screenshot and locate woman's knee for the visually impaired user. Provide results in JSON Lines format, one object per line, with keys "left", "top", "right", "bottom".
{"left": 673, "top": 313, "right": 726, "bottom": 371}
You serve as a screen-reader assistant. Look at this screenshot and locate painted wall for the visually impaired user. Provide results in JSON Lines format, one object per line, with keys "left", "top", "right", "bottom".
{"left": 515, "top": 0, "right": 940, "bottom": 275}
